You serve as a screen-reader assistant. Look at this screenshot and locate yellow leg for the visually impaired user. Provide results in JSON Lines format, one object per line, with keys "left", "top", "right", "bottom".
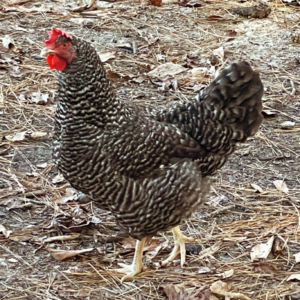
{"left": 161, "top": 226, "right": 194, "bottom": 267}
{"left": 116, "top": 237, "right": 147, "bottom": 282}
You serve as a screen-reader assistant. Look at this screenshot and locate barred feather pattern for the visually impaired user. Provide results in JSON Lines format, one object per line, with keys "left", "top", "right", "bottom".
{"left": 53, "top": 36, "right": 263, "bottom": 239}
{"left": 155, "top": 62, "right": 264, "bottom": 176}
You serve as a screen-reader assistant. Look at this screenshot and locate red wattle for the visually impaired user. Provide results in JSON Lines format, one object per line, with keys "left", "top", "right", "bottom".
{"left": 46, "top": 54, "right": 67, "bottom": 71}
{"left": 47, "top": 55, "right": 54, "bottom": 69}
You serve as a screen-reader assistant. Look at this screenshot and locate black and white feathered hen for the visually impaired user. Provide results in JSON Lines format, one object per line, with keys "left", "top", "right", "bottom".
{"left": 41, "top": 27, "right": 263, "bottom": 281}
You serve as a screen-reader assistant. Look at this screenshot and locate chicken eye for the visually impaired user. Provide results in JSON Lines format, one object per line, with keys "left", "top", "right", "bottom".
{"left": 63, "top": 43, "right": 67, "bottom": 47}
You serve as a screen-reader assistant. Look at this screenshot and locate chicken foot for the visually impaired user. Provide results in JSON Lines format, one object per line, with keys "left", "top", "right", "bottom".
{"left": 116, "top": 237, "right": 147, "bottom": 282}
{"left": 161, "top": 226, "right": 194, "bottom": 267}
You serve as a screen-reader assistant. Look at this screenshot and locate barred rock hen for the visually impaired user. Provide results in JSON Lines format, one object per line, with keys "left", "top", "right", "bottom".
{"left": 41, "top": 27, "right": 263, "bottom": 281}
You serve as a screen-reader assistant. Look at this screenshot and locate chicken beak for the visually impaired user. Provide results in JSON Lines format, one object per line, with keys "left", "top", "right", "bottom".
{"left": 40, "top": 48, "right": 56, "bottom": 58}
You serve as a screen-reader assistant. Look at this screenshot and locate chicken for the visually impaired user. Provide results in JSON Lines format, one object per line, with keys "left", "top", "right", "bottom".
{"left": 41, "top": 27, "right": 263, "bottom": 281}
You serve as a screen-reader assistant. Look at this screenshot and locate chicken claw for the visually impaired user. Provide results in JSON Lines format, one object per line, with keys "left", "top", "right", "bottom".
{"left": 116, "top": 237, "right": 147, "bottom": 282}
{"left": 161, "top": 226, "right": 194, "bottom": 267}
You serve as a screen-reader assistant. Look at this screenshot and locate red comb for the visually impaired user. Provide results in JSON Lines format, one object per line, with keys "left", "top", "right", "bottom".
{"left": 45, "top": 27, "right": 72, "bottom": 47}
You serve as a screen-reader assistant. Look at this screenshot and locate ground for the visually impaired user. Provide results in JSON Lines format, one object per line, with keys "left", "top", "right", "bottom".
{"left": 0, "top": 0, "right": 300, "bottom": 299}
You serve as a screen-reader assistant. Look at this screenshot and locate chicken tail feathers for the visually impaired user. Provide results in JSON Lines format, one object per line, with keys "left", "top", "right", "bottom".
{"left": 156, "top": 61, "right": 263, "bottom": 175}
{"left": 200, "top": 61, "right": 263, "bottom": 143}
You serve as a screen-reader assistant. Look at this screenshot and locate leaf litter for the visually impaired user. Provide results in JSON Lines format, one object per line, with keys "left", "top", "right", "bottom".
{"left": 0, "top": 0, "right": 300, "bottom": 299}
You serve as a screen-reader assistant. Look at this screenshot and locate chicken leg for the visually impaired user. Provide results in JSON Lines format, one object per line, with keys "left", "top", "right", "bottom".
{"left": 161, "top": 226, "right": 194, "bottom": 267}
{"left": 116, "top": 237, "right": 147, "bottom": 282}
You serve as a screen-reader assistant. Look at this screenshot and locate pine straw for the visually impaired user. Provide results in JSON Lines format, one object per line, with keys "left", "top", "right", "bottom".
{"left": 0, "top": 0, "right": 300, "bottom": 299}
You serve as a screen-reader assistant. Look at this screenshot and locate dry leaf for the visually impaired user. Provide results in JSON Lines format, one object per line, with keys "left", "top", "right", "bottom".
{"left": 210, "top": 280, "right": 251, "bottom": 300}
{"left": 190, "top": 67, "right": 209, "bottom": 78}
{"left": 46, "top": 247, "right": 94, "bottom": 260}
{"left": 7, "top": 0, "right": 31, "bottom": 5}
{"left": 280, "top": 121, "right": 295, "bottom": 129}
{"left": 251, "top": 183, "right": 263, "bottom": 193}
{"left": 185, "top": 0, "right": 203, "bottom": 7}
{"left": 30, "top": 92, "right": 48, "bottom": 105}
{"left": 99, "top": 52, "right": 116, "bottom": 62}
{"left": 163, "top": 284, "right": 210, "bottom": 300}
{"left": 0, "top": 224, "right": 12, "bottom": 238}
{"left": 159, "top": 77, "right": 178, "bottom": 91}
{"left": 212, "top": 47, "right": 224, "bottom": 60}
{"left": 262, "top": 110, "right": 277, "bottom": 116}
{"left": 225, "top": 30, "right": 237, "bottom": 37}
{"left": 273, "top": 180, "right": 289, "bottom": 194}
{"left": 217, "top": 269, "right": 234, "bottom": 279}
{"left": 115, "top": 42, "right": 133, "bottom": 52}
{"left": 207, "top": 195, "right": 228, "bottom": 207}
{"left": 132, "top": 75, "right": 146, "bottom": 84}
{"left": 145, "top": 240, "right": 168, "bottom": 260}
{"left": 149, "top": 0, "right": 162, "bottom": 6}
{"left": 250, "top": 236, "right": 274, "bottom": 261}
{"left": 2, "top": 35, "right": 19, "bottom": 51}
{"left": 30, "top": 131, "right": 47, "bottom": 139}
{"left": 294, "top": 253, "right": 300, "bottom": 263}
{"left": 52, "top": 173, "right": 65, "bottom": 184}
{"left": 5, "top": 131, "right": 26, "bottom": 142}
{"left": 71, "top": 0, "right": 97, "bottom": 12}
{"left": 53, "top": 188, "right": 77, "bottom": 203}
{"left": 198, "top": 267, "right": 211, "bottom": 274}
{"left": 287, "top": 274, "right": 300, "bottom": 281}
{"left": 148, "top": 63, "right": 187, "bottom": 80}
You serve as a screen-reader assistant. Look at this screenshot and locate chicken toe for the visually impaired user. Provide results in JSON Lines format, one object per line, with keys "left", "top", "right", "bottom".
{"left": 161, "top": 226, "right": 194, "bottom": 267}
{"left": 116, "top": 237, "right": 147, "bottom": 282}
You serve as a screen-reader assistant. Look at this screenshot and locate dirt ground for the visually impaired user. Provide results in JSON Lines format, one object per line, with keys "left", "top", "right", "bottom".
{"left": 0, "top": 0, "right": 300, "bottom": 299}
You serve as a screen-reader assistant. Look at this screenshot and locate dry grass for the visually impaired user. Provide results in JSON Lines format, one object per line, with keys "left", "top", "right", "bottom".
{"left": 0, "top": 0, "right": 300, "bottom": 299}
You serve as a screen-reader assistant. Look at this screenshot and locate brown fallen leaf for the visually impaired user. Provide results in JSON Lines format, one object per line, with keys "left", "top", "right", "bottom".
{"left": 198, "top": 267, "right": 211, "bottom": 274}
{"left": 149, "top": 0, "right": 162, "bottom": 6}
{"left": 212, "top": 46, "right": 224, "bottom": 61}
{"left": 216, "top": 269, "right": 234, "bottom": 279}
{"left": 5, "top": 131, "right": 26, "bottom": 142}
{"left": 30, "top": 132, "right": 48, "bottom": 139}
{"left": 2, "top": 35, "right": 21, "bottom": 52}
{"left": 52, "top": 173, "right": 65, "bottom": 184}
{"left": 273, "top": 180, "right": 289, "bottom": 194}
{"left": 287, "top": 274, "right": 300, "bottom": 281}
{"left": 225, "top": 30, "right": 237, "bottom": 37}
{"left": 251, "top": 183, "right": 264, "bottom": 193}
{"left": 210, "top": 280, "right": 251, "bottom": 300}
{"left": 190, "top": 67, "right": 209, "bottom": 79}
{"left": 52, "top": 188, "right": 78, "bottom": 203}
{"left": 0, "top": 224, "right": 12, "bottom": 238}
{"left": 184, "top": 0, "right": 203, "bottom": 7}
{"left": 6, "top": 0, "right": 31, "bottom": 5}
{"left": 163, "top": 284, "right": 210, "bottom": 300}
{"left": 279, "top": 121, "right": 295, "bottom": 129}
{"left": 250, "top": 236, "right": 274, "bottom": 261}
{"left": 71, "top": 0, "right": 97, "bottom": 12}
{"left": 45, "top": 247, "right": 94, "bottom": 261}
{"left": 146, "top": 240, "right": 168, "bottom": 260}
{"left": 29, "top": 91, "right": 49, "bottom": 105}
{"left": 148, "top": 63, "right": 187, "bottom": 80}
{"left": 294, "top": 253, "right": 300, "bottom": 263}
{"left": 262, "top": 109, "right": 277, "bottom": 117}
{"left": 99, "top": 52, "right": 116, "bottom": 63}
